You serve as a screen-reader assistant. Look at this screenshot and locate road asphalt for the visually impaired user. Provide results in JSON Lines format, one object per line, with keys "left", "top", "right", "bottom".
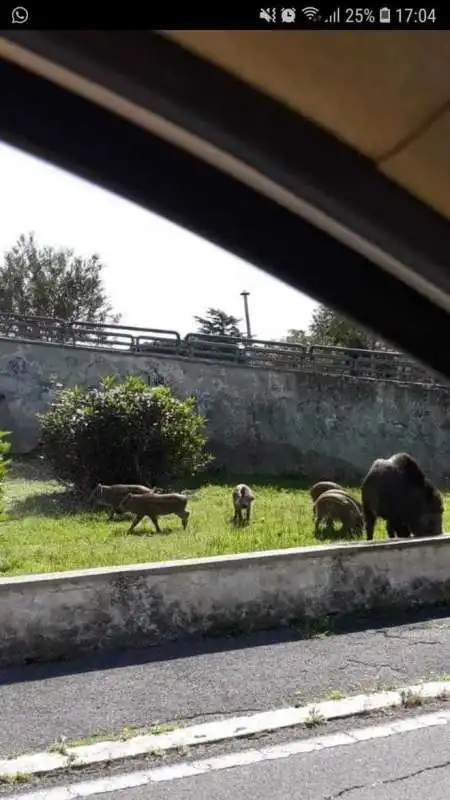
{"left": 2, "top": 610, "right": 450, "bottom": 758}
{"left": 98, "top": 717, "right": 450, "bottom": 800}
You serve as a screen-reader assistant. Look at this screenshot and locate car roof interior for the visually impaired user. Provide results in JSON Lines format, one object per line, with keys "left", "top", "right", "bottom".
{"left": 0, "top": 30, "right": 449, "bottom": 377}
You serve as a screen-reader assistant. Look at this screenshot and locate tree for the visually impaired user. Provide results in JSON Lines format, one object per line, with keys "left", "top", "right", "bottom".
{"left": 286, "top": 305, "right": 389, "bottom": 350}
{"left": 284, "top": 329, "right": 309, "bottom": 346}
{"left": 194, "top": 308, "right": 242, "bottom": 338}
{"left": 0, "top": 233, "right": 120, "bottom": 324}
{"left": 39, "top": 376, "right": 214, "bottom": 493}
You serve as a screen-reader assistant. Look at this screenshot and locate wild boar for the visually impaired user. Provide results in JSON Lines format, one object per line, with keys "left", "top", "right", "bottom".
{"left": 232, "top": 484, "right": 255, "bottom": 526}
{"left": 310, "top": 481, "right": 345, "bottom": 503}
{"left": 313, "top": 489, "right": 364, "bottom": 539}
{"left": 88, "top": 483, "right": 153, "bottom": 519}
{"left": 310, "top": 482, "right": 363, "bottom": 516}
{"left": 361, "top": 452, "right": 443, "bottom": 541}
{"left": 119, "top": 491, "right": 190, "bottom": 534}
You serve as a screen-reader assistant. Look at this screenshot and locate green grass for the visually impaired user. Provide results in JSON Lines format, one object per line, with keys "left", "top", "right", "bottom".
{"left": 327, "top": 690, "right": 345, "bottom": 701}
{"left": 55, "top": 721, "right": 180, "bottom": 749}
{"left": 0, "top": 773, "right": 31, "bottom": 785}
{"left": 0, "top": 457, "right": 449, "bottom": 577}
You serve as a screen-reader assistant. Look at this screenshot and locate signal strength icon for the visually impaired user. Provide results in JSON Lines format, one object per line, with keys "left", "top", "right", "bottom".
{"left": 301, "top": 5, "right": 320, "bottom": 19}
{"left": 325, "top": 7, "right": 340, "bottom": 22}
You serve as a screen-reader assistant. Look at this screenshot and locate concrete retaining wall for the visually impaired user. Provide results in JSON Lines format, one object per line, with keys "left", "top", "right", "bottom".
{"left": 2, "top": 338, "right": 450, "bottom": 482}
{"left": 2, "top": 537, "right": 450, "bottom": 667}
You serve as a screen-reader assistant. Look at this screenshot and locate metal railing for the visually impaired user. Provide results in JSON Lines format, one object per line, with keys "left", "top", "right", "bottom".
{"left": 0, "top": 311, "right": 446, "bottom": 388}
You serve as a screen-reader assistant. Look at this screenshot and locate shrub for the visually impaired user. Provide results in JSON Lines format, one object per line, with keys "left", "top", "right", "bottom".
{"left": 0, "top": 431, "right": 12, "bottom": 517}
{"left": 39, "top": 376, "right": 214, "bottom": 493}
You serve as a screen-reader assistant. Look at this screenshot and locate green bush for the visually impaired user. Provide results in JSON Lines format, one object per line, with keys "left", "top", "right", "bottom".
{"left": 0, "top": 431, "right": 12, "bottom": 517}
{"left": 39, "top": 376, "right": 213, "bottom": 493}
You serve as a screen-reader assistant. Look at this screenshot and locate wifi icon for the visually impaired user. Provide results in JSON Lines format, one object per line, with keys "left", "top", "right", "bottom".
{"left": 301, "top": 5, "right": 320, "bottom": 19}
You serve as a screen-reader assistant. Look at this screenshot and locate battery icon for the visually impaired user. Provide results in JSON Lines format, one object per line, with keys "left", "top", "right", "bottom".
{"left": 379, "top": 6, "right": 391, "bottom": 22}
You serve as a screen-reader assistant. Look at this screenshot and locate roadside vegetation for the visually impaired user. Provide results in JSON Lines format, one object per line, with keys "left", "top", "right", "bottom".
{"left": 0, "top": 373, "right": 447, "bottom": 579}
{"left": 1, "top": 455, "right": 450, "bottom": 577}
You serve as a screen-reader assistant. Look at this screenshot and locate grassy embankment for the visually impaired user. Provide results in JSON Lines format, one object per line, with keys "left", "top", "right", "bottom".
{"left": 1, "top": 457, "right": 448, "bottom": 576}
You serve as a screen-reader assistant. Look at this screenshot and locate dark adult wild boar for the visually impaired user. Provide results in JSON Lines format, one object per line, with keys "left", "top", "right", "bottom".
{"left": 361, "top": 453, "right": 443, "bottom": 541}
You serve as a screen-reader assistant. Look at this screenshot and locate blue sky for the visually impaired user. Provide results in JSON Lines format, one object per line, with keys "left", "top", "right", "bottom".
{"left": 0, "top": 141, "right": 318, "bottom": 341}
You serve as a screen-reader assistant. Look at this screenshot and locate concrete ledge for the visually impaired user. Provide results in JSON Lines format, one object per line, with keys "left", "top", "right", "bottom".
{"left": 1, "top": 537, "right": 450, "bottom": 667}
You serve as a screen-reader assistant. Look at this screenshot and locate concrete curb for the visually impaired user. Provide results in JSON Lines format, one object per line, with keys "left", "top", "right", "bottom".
{"left": 9, "top": 708, "right": 450, "bottom": 800}
{"left": 2, "top": 534, "right": 450, "bottom": 668}
{"left": 1, "top": 680, "right": 449, "bottom": 779}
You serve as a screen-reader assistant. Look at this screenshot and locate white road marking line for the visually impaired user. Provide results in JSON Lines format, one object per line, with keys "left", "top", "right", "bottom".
{"left": 0, "top": 680, "right": 449, "bottom": 779}
{"left": 8, "top": 707, "right": 450, "bottom": 800}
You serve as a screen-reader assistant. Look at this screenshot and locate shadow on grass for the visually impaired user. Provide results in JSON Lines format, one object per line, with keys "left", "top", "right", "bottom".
{"left": 179, "top": 471, "right": 450, "bottom": 494}
{"left": 7, "top": 456, "right": 361, "bottom": 495}
{"left": 7, "top": 453, "right": 55, "bottom": 484}
{"left": 104, "top": 518, "right": 183, "bottom": 537}
{"left": 8, "top": 455, "right": 450, "bottom": 494}
{"left": 169, "top": 471, "right": 313, "bottom": 492}
{"left": 7, "top": 490, "right": 89, "bottom": 520}
{"left": 112, "top": 526, "right": 158, "bottom": 538}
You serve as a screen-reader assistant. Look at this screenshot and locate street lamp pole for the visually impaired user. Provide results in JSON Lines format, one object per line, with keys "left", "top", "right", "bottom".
{"left": 240, "top": 290, "right": 252, "bottom": 339}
